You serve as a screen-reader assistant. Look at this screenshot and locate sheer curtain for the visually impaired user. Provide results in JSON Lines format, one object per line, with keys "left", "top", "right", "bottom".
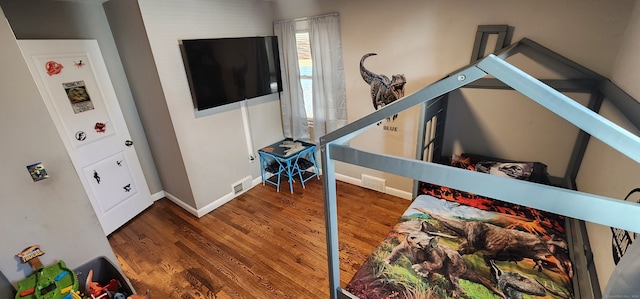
{"left": 309, "top": 13, "right": 347, "bottom": 144}
{"left": 274, "top": 19, "right": 310, "bottom": 141}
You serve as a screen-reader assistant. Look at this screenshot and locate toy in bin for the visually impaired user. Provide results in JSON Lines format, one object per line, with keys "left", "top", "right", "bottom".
{"left": 14, "top": 245, "right": 79, "bottom": 299}
{"left": 84, "top": 269, "right": 150, "bottom": 299}
{"left": 75, "top": 257, "right": 148, "bottom": 299}
{"left": 85, "top": 269, "right": 118, "bottom": 298}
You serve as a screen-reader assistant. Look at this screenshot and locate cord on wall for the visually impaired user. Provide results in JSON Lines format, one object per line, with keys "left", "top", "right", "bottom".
{"left": 240, "top": 100, "right": 256, "bottom": 162}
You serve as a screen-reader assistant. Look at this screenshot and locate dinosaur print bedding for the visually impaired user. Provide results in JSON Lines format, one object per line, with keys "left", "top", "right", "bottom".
{"left": 345, "top": 185, "right": 574, "bottom": 299}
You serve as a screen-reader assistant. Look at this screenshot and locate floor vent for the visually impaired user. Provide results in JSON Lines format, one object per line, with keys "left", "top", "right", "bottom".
{"left": 232, "top": 176, "right": 253, "bottom": 195}
{"left": 233, "top": 183, "right": 244, "bottom": 194}
{"left": 361, "top": 174, "right": 386, "bottom": 192}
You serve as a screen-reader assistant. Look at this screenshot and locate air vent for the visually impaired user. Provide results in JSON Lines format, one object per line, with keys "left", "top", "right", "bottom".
{"left": 231, "top": 176, "right": 253, "bottom": 195}
{"left": 361, "top": 174, "right": 386, "bottom": 192}
{"left": 233, "top": 183, "right": 244, "bottom": 194}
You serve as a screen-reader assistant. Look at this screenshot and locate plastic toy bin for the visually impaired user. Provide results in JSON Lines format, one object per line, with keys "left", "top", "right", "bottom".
{"left": 73, "top": 257, "right": 135, "bottom": 296}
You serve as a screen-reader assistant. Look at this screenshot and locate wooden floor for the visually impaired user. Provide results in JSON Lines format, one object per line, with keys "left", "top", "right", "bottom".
{"left": 108, "top": 178, "right": 411, "bottom": 298}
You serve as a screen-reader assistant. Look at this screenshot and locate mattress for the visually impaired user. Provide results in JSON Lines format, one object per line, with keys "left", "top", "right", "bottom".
{"left": 345, "top": 185, "right": 574, "bottom": 299}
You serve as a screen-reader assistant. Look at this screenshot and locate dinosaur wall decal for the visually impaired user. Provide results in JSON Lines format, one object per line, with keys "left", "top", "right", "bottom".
{"left": 359, "top": 53, "right": 406, "bottom": 121}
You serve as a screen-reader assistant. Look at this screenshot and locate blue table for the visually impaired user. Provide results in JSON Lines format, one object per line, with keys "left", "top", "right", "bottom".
{"left": 258, "top": 139, "right": 319, "bottom": 193}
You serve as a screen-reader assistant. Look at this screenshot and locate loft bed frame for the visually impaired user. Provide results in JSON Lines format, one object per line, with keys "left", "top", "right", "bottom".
{"left": 320, "top": 38, "right": 640, "bottom": 299}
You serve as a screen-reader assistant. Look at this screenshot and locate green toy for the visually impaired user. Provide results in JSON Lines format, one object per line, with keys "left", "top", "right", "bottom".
{"left": 15, "top": 245, "right": 79, "bottom": 299}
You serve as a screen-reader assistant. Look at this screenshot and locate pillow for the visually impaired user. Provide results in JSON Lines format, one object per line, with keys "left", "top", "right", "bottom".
{"left": 451, "top": 153, "right": 551, "bottom": 185}
{"left": 475, "top": 161, "right": 534, "bottom": 180}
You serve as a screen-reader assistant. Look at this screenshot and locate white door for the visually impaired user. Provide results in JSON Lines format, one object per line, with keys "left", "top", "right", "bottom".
{"left": 19, "top": 39, "right": 152, "bottom": 235}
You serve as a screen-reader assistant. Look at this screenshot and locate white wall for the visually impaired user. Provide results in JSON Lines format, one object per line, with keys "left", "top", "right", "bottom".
{"left": 0, "top": 7, "right": 117, "bottom": 286}
{"left": 136, "top": 0, "right": 283, "bottom": 210}
{"left": 274, "top": 0, "right": 634, "bottom": 191}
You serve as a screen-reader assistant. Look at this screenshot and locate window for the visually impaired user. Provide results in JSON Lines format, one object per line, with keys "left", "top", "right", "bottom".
{"left": 275, "top": 14, "right": 345, "bottom": 142}
{"left": 295, "top": 31, "right": 313, "bottom": 120}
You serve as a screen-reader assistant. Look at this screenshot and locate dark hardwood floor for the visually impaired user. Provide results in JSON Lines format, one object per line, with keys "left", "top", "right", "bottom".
{"left": 108, "top": 178, "right": 411, "bottom": 298}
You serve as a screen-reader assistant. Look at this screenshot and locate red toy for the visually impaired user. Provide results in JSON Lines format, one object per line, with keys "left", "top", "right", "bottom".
{"left": 85, "top": 269, "right": 118, "bottom": 298}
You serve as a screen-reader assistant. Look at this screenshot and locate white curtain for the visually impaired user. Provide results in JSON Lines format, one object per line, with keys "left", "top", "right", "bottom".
{"left": 309, "top": 13, "right": 347, "bottom": 144}
{"left": 274, "top": 19, "right": 310, "bottom": 141}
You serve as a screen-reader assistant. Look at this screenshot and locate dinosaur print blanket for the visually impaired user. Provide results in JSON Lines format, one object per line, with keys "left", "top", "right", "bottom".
{"left": 345, "top": 186, "right": 574, "bottom": 299}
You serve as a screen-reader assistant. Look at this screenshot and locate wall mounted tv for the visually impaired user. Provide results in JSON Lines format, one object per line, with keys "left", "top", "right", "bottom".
{"left": 180, "top": 36, "right": 283, "bottom": 111}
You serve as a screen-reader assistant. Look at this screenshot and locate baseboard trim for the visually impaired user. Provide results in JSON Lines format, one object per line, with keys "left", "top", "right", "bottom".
{"left": 150, "top": 190, "right": 165, "bottom": 201}
{"left": 335, "top": 173, "right": 412, "bottom": 200}
{"left": 163, "top": 191, "right": 199, "bottom": 217}
{"left": 334, "top": 173, "right": 360, "bottom": 185}
{"left": 385, "top": 186, "right": 413, "bottom": 200}
{"left": 195, "top": 177, "right": 264, "bottom": 217}
{"left": 195, "top": 193, "right": 236, "bottom": 218}
{"left": 164, "top": 174, "right": 410, "bottom": 217}
{"left": 164, "top": 177, "right": 263, "bottom": 218}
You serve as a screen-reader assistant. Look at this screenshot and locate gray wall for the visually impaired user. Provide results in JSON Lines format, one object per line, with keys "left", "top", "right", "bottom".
{"left": 578, "top": 1, "right": 640, "bottom": 290}
{"left": 103, "top": 0, "right": 195, "bottom": 207}
{"left": 443, "top": 89, "right": 591, "bottom": 178}
{"left": 0, "top": 7, "right": 117, "bottom": 285}
{"left": 0, "top": 0, "right": 163, "bottom": 196}
{"left": 0, "top": 271, "right": 14, "bottom": 297}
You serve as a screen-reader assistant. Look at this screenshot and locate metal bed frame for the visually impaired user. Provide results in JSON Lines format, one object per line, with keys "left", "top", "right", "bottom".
{"left": 320, "top": 38, "right": 640, "bottom": 299}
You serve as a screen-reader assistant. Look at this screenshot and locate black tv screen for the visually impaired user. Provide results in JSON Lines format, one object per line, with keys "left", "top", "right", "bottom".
{"left": 180, "top": 36, "right": 283, "bottom": 111}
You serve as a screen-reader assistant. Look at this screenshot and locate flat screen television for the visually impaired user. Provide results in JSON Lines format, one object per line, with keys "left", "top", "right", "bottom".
{"left": 180, "top": 36, "right": 283, "bottom": 111}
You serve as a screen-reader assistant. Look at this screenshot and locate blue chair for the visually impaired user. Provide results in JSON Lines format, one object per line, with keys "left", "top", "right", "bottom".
{"left": 259, "top": 151, "right": 287, "bottom": 192}
{"left": 291, "top": 145, "right": 320, "bottom": 189}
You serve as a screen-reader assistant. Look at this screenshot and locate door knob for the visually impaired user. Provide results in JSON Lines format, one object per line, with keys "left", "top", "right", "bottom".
{"left": 125, "top": 140, "right": 133, "bottom": 147}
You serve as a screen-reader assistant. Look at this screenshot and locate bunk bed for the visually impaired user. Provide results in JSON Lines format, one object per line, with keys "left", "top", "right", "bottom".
{"left": 320, "top": 38, "right": 640, "bottom": 299}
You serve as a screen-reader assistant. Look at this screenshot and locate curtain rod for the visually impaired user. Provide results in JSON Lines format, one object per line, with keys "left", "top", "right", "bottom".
{"left": 274, "top": 12, "right": 339, "bottom": 24}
